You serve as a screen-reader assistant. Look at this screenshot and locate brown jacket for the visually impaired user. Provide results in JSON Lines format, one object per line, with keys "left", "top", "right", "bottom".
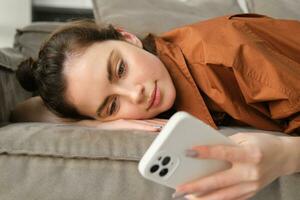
{"left": 149, "top": 13, "right": 300, "bottom": 135}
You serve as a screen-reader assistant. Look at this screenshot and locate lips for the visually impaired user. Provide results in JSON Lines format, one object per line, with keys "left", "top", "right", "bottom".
{"left": 147, "top": 81, "right": 157, "bottom": 110}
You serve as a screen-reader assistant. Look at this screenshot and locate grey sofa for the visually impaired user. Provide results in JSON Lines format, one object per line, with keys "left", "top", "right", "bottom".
{"left": 0, "top": 0, "right": 300, "bottom": 199}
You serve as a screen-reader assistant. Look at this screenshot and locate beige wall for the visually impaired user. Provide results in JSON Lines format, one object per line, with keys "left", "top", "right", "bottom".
{"left": 33, "top": 0, "right": 92, "bottom": 9}
{"left": 0, "top": 0, "right": 31, "bottom": 47}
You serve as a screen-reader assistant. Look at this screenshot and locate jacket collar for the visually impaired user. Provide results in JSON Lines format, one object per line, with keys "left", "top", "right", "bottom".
{"left": 149, "top": 34, "right": 218, "bottom": 129}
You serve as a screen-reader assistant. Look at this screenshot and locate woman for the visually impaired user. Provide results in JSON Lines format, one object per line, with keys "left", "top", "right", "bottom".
{"left": 12, "top": 14, "right": 300, "bottom": 200}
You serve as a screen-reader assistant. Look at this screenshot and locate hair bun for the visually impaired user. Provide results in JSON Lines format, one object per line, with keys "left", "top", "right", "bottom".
{"left": 16, "top": 57, "right": 38, "bottom": 92}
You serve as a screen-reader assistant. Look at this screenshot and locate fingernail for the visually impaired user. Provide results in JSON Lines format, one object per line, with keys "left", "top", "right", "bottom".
{"left": 185, "top": 149, "right": 198, "bottom": 157}
{"left": 172, "top": 191, "right": 188, "bottom": 199}
{"left": 154, "top": 125, "right": 163, "bottom": 130}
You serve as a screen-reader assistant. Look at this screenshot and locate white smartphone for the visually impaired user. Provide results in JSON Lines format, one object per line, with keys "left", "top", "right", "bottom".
{"left": 138, "top": 111, "right": 237, "bottom": 189}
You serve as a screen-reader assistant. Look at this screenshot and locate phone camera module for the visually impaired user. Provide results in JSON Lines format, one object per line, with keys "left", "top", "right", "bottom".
{"left": 159, "top": 168, "right": 169, "bottom": 177}
{"left": 150, "top": 164, "right": 159, "bottom": 173}
{"left": 162, "top": 156, "right": 171, "bottom": 166}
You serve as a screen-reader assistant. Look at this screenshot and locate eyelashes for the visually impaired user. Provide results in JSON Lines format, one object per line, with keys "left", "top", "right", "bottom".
{"left": 108, "top": 59, "right": 127, "bottom": 116}
{"left": 117, "top": 60, "right": 126, "bottom": 78}
{"left": 109, "top": 96, "right": 118, "bottom": 116}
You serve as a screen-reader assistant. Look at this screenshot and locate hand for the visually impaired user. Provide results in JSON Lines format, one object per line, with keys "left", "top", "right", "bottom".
{"left": 173, "top": 132, "right": 291, "bottom": 200}
{"left": 76, "top": 118, "right": 168, "bottom": 133}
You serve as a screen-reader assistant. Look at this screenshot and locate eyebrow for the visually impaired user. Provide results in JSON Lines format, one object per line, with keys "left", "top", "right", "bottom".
{"left": 96, "top": 49, "right": 115, "bottom": 117}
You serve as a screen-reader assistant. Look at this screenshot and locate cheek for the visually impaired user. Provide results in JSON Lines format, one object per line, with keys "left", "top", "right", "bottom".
{"left": 118, "top": 101, "right": 160, "bottom": 120}
{"left": 119, "top": 101, "right": 142, "bottom": 115}
{"left": 131, "top": 53, "right": 161, "bottom": 76}
{"left": 119, "top": 101, "right": 161, "bottom": 119}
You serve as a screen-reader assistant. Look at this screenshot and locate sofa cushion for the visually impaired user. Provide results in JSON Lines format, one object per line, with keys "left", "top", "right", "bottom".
{"left": 14, "top": 22, "right": 64, "bottom": 59}
{"left": 0, "top": 122, "right": 174, "bottom": 200}
{"left": 0, "top": 123, "right": 299, "bottom": 200}
{"left": 92, "top": 0, "right": 243, "bottom": 38}
{"left": 0, "top": 123, "right": 157, "bottom": 159}
{"left": 245, "top": 0, "right": 300, "bottom": 20}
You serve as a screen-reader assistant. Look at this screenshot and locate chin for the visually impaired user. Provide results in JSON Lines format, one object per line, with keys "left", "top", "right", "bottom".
{"left": 166, "top": 90, "right": 176, "bottom": 110}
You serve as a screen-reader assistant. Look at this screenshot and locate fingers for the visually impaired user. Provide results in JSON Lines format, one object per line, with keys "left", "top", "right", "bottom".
{"left": 182, "top": 189, "right": 254, "bottom": 200}
{"left": 154, "top": 118, "right": 169, "bottom": 123}
{"left": 233, "top": 192, "right": 255, "bottom": 200}
{"left": 175, "top": 167, "right": 242, "bottom": 197}
{"left": 183, "top": 194, "right": 198, "bottom": 200}
{"left": 100, "top": 119, "right": 161, "bottom": 132}
{"left": 126, "top": 121, "right": 162, "bottom": 132}
{"left": 129, "top": 119, "right": 167, "bottom": 132}
{"left": 185, "top": 182, "right": 255, "bottom": 200}
{"left": 188, "top": 145, "right": 259, "bottom": 163}
{"left": 131, "top": 118, "right": 166, "bottom": 125}
{"left": 182, "top": 187, "right": 255, "bottom": 200}
{"left": 228, "top": 132, "right": 252, "bottom": 145}
{"left": 151, "top": 118, "right": 168, "bottom": 122}
{"left": 143, "top": 118, "right": 168, "bottom": 125}
{"left": 130, "top": 125, "right": 161, "bottom": 133}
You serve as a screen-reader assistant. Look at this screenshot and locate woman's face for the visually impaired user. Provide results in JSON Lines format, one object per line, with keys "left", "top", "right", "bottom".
{"left": 63, "top": 30, "right": 176, "bottom": 122}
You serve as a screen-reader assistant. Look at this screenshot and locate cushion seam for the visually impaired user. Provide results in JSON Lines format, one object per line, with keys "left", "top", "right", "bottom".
{"left": 0, "top": 151, "right": 140, "bottom": 162}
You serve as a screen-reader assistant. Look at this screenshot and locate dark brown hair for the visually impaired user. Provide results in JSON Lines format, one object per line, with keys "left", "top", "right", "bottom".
{"left": 16, "top": 19, "right": 158, "bottom": 120}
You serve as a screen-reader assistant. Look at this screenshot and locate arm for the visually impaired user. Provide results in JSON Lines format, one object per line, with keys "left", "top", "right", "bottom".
{"left": 10, "top": 96, "right": 166, "bottom": 132}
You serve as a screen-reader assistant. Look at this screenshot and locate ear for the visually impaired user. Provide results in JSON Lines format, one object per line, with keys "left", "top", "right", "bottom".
{"left": 115, "top": 27, "right": 143, "bottom": 48}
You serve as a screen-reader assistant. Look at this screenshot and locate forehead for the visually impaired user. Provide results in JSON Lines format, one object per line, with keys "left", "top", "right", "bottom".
{"left": 63, "top": 41, "right": 114, "bottom": 116}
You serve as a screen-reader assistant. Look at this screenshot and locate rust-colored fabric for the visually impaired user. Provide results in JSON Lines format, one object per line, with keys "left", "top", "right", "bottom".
{"left": 149, "top": 13, "right": 300, "bottom": 135}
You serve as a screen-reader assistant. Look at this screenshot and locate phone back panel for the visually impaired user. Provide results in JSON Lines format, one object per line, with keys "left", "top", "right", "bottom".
{"left": 138, "top": 111, "right": 236, "bottom": 188}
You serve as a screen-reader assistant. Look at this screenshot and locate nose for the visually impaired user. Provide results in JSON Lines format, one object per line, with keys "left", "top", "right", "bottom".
{"left": 116, "top": 84, "right": 145, "bottom": 104}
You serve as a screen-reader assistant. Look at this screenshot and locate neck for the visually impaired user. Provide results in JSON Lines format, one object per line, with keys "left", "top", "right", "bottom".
{"left": 155, "top": 104, "right": 177, "bottom": 119}
{"left": 141, "top": 33, "right": 158, "bottom": 56}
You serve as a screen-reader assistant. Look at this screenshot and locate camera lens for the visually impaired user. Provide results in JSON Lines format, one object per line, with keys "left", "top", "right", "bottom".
{"left": 150, "top": 164, "right": 159, "bottom": 173}
{"left": 162, "top": 156, "right": 171, "bottom": 165}
{"left": 159, "top": 168, "right": 168, "bottom": 177}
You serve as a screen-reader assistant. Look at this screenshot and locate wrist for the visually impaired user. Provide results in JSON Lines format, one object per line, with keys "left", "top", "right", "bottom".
{"left": 279, "top": 136, "right": 300, "bottom": 175}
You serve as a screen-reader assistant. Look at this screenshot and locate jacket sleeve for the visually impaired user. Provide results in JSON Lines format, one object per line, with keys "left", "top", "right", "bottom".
{"left": 228, "top": 14, "right": 300, "bottom": 135}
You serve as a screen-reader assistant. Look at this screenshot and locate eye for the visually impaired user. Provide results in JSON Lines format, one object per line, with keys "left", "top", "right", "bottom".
{"left": 116, "top": 60, "right": 126, "bottom": 78}
{"left": 108, "top": 97, "right": 118, "bottom": 116}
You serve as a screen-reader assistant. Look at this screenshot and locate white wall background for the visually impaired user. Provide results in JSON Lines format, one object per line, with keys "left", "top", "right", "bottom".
{"left": 33, "top": 0, "right": 92, "bottom": 9}
{"left": 0, "top": 0, "right": 31, "bottom": 47}
{"left": 0, "top": 0, "right": 93, "bottom": 48}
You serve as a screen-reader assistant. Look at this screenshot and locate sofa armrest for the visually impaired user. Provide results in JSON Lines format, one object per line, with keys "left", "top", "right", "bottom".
{"left": 0, "top": 64, "right": 32, "bottom": 124}
{"left": 14, "top": 22, "right": 65, "bottom": 58}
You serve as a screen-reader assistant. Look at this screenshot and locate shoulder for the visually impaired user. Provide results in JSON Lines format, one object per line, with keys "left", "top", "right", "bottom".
{"left": 160, "top": 13, "right": 272, "bottom": 41}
